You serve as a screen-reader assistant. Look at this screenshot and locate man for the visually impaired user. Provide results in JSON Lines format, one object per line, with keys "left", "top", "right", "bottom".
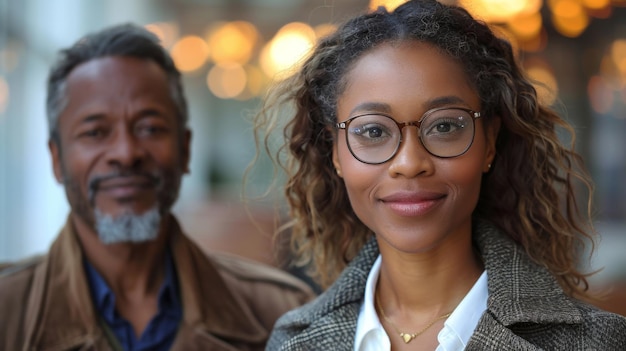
{"left": 0, "top": 24, "right": 314, "bottom": 351}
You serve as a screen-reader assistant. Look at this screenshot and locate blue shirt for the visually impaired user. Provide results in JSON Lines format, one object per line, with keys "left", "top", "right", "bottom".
{"left": 84, "top": 251, "right": 182, "bottom": 351}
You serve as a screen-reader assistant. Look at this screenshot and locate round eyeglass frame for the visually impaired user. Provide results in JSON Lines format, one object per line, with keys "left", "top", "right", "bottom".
{"left": 335, "top": 107, "right": 482, "bottom": 165}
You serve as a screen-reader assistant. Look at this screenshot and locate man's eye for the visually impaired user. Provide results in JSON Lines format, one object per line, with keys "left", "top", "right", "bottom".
{"left": 137, "top": 124, "right": 168, "bottom": 136}
{"left": 79, "top": 128, "right": 105, "bottom": 138}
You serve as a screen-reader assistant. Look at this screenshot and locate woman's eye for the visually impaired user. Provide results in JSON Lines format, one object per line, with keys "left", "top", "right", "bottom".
{"left": 354, "top": 123, "right": 389, "bottom": 138}
{"left": 365, "top": 126, "right": 384, "bottom": 138}
{"left": 425, "top": 118, "right": 465, "bottom": 135}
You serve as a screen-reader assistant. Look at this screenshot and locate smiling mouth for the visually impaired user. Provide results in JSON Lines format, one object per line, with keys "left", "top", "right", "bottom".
{"left": 92, "top": 175, "right": 158, "bottom": 202}
{"left": 381, "top": 193, "right": 446, "bottom": 217}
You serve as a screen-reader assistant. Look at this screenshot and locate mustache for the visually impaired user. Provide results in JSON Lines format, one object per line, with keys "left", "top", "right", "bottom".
{"left": 88, "top": 170, "right": 162, "bottom": 204}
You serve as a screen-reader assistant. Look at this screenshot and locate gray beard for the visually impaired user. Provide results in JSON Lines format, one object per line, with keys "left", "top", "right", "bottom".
{"left": 94, "top": 207, "right": 161, "bottom": 245}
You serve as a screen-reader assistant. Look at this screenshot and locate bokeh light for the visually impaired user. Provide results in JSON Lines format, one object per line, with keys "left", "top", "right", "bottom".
{"left": 583, "top": 0, "right": 611, "bottom": 10}
{"left": 145, "top": 22, "right": 179, "bottom": 49}
{"left": 461, "top": 0, "right": 539, "bottom": 23}
{"left": 550, "top": 0, "right": 590, "bottom": 37}
{"left": 260, "top": 22, "right": 316, "bottom": 79}
{"left": 525, "top": 59, "right": 559, "bottom": 106}
{"left": 0, "top": 76, "right": 9, "bottom": 115}
{"left": 611, "top": 39, "right": 626, "bottom": 78}
{"left": 171, "top": 35, "right": 210, "bottom": 72}
{"left": 314, "top": 23, "right": 337, "bottom": 40}
{"left": 207, "top": 21, "right": 259, "bottom": 65}
{"left": 369, "top": 0, "right": 408, "bottom": 11}
{"left": 207, "top": 63, "right": 248, "bottom": 99}
{"left": 507, "top": 12, "right": 543, "bottom": 41}
{"left": 588, "top": 75, "right": 615, "bottom": 113}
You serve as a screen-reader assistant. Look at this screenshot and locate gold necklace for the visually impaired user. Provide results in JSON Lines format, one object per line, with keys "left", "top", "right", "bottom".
{"left": 375, "top": 293, "right": 452, "bottom": 344}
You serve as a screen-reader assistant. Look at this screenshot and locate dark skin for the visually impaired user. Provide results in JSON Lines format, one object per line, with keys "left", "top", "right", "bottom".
{"left": 49, "top": 56, "right": 191, "bottom": 336}
{"left": 333, "top": 42, "right": 498, "bottom": 350}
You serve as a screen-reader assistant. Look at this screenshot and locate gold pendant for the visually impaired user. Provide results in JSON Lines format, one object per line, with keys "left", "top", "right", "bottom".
{"left": 400, "top": 333, "right": 415, "bottom": 344}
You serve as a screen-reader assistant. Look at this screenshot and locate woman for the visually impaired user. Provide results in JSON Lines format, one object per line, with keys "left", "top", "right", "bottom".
{"left": 253, "top": 0, "right": 626, "bottom": 350}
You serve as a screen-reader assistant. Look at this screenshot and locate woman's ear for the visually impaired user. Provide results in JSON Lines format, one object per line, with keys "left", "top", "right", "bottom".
{"left": 332, "top": 141, "right": 343, "bottom": 178}
{"left": 484, "top": 116, "right": 501, "bottom": 172}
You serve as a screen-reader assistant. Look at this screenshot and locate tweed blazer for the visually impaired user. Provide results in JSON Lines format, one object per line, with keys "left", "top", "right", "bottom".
{"left": 267, "top": 220, "right": 626, "bottom": 350}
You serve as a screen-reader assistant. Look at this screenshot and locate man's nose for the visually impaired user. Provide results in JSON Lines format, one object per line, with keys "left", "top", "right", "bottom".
{"left": 106, "top": 129, "right": 146, "bottom": 169}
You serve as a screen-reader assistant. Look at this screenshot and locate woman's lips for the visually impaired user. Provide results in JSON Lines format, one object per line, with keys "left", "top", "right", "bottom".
{"left": 380, "top": 191, "right": 446, "bottom": 217}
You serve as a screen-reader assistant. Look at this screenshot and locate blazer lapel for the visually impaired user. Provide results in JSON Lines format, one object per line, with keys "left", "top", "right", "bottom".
{"left": 473, "top": 220, "right": 582, "bottom": 327}
{"left": 468, "top": 220, "right": 584, "bottom": 350}
{"left": 466, "top": 312, "right": 543, "bottom": 351}
{"left": 272, "top": 237, "right": 378, "bottom": 350}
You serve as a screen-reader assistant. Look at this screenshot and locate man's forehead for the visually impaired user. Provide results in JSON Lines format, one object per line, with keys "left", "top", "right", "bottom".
{"left": 66, "top": 56, "right": 166, "bottom": 85}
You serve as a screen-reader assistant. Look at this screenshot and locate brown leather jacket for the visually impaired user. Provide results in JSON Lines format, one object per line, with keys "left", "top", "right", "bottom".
{"left": 0, "top": 216, "right": 315, "bottom": 351}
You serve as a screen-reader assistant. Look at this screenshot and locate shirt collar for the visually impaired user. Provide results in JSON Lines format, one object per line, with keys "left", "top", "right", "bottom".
{"left": 354, "top": 255, "right": 488, "bottom": 351}
{"left": 438, "top": 270, "right": 488, "bottom": 350}
{"left": 354, "top": 255, "right": 389, "bottom": 351}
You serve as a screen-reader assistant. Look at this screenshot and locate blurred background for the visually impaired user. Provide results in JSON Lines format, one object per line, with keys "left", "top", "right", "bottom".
{"left": 0, "top": 0, "right": 624, "bottom": 312}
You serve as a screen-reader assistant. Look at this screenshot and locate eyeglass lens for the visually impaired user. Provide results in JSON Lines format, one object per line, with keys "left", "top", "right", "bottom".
{"left": 345, "top": 108, "right": 475, "bottom": 164}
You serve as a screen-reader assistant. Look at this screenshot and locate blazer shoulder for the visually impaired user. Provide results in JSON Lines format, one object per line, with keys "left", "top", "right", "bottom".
{"left": 570, "top": 301, "right": 626, "bottom": 350}
{"left": 577, "top": 301, "right": 626, "bottom": 335}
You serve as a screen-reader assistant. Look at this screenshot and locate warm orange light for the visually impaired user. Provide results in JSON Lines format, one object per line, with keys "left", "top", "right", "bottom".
{"left": 611, "top": 39, "right": 626, "bottom": 73}
{"left": 582, "top": 0, "right": 610, "bottom": 9}
{"left": 461, "top": 0, "right": 537, "bottom": 23}
{"left": 314, "top": 23, "right": 337, "bottom": 40}
{"left": 0, "top": 76, "right": 9, "bottom": 115}
{"left": 526, "top": 61, "right": 559, "bottom": 106}
{"left": 244, "top": 65, "right": 268, "bottom": 98}
{"left": 171, "top": 36, "right": 210, "bottom": 72}
{"left": 260, "top": 22, "right": 316, "bottom": 79}
{"left": 507, "top": 12, "right": 543, "bottom": 41}
{"left": 207, "top": 63, "right": 247, "bottom": 99}
{"left": 588, "top": 75, "right": 614, "bottom": 114}
{"left": 369, "top": 0, "right": 408, "bottom": 11}
{"left": 144, "top": 22, "right": 179, "bottom": 49}
{"left": 207, "top": 21, "right": 259, "bottom": 65}
{"left": 550, "top": 0, "right": 589, "bottom": 37}
{"left": 518, "top": 29, "right": 548, "bottom": 52}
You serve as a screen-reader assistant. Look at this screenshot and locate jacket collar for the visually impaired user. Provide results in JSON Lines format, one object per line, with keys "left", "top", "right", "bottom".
{"left": 170, "top": 219, "right": 267, "bottom": 345}
{"left": 269, "top": 235, "right": 378, "bottom": 350}
{"left": 472, "top": 220, "right": 582, "bottom": 326}
{"left": 274, "top": 219, "right": 583, "bottom": 349}
{"left": 26, "top": 214, "right": 267, "bottom": 351}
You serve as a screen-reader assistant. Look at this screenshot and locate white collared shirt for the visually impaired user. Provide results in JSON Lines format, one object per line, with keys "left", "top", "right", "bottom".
{"left": 354, "top": 255, "right": 488, "bottom": 351}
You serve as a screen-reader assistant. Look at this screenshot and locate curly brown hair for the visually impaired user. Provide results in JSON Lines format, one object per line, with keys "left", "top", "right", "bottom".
{"left": 251, "top": 0, "right": 596, "bottom": 296}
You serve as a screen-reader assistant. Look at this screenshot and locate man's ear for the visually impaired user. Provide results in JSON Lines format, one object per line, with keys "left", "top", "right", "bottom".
{"left": 182, "top": 129, "right": 192, "bottom": 174}
{"left": 49, "top": 139, "right": 64, "bottom": 183}
{"left": 484, "top": 116, "right": 501, "bottom": 172}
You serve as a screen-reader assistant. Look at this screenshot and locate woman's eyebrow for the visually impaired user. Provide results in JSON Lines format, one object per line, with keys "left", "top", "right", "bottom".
{"left": 348, "top": 102, "right": 392, "bottom": 116}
